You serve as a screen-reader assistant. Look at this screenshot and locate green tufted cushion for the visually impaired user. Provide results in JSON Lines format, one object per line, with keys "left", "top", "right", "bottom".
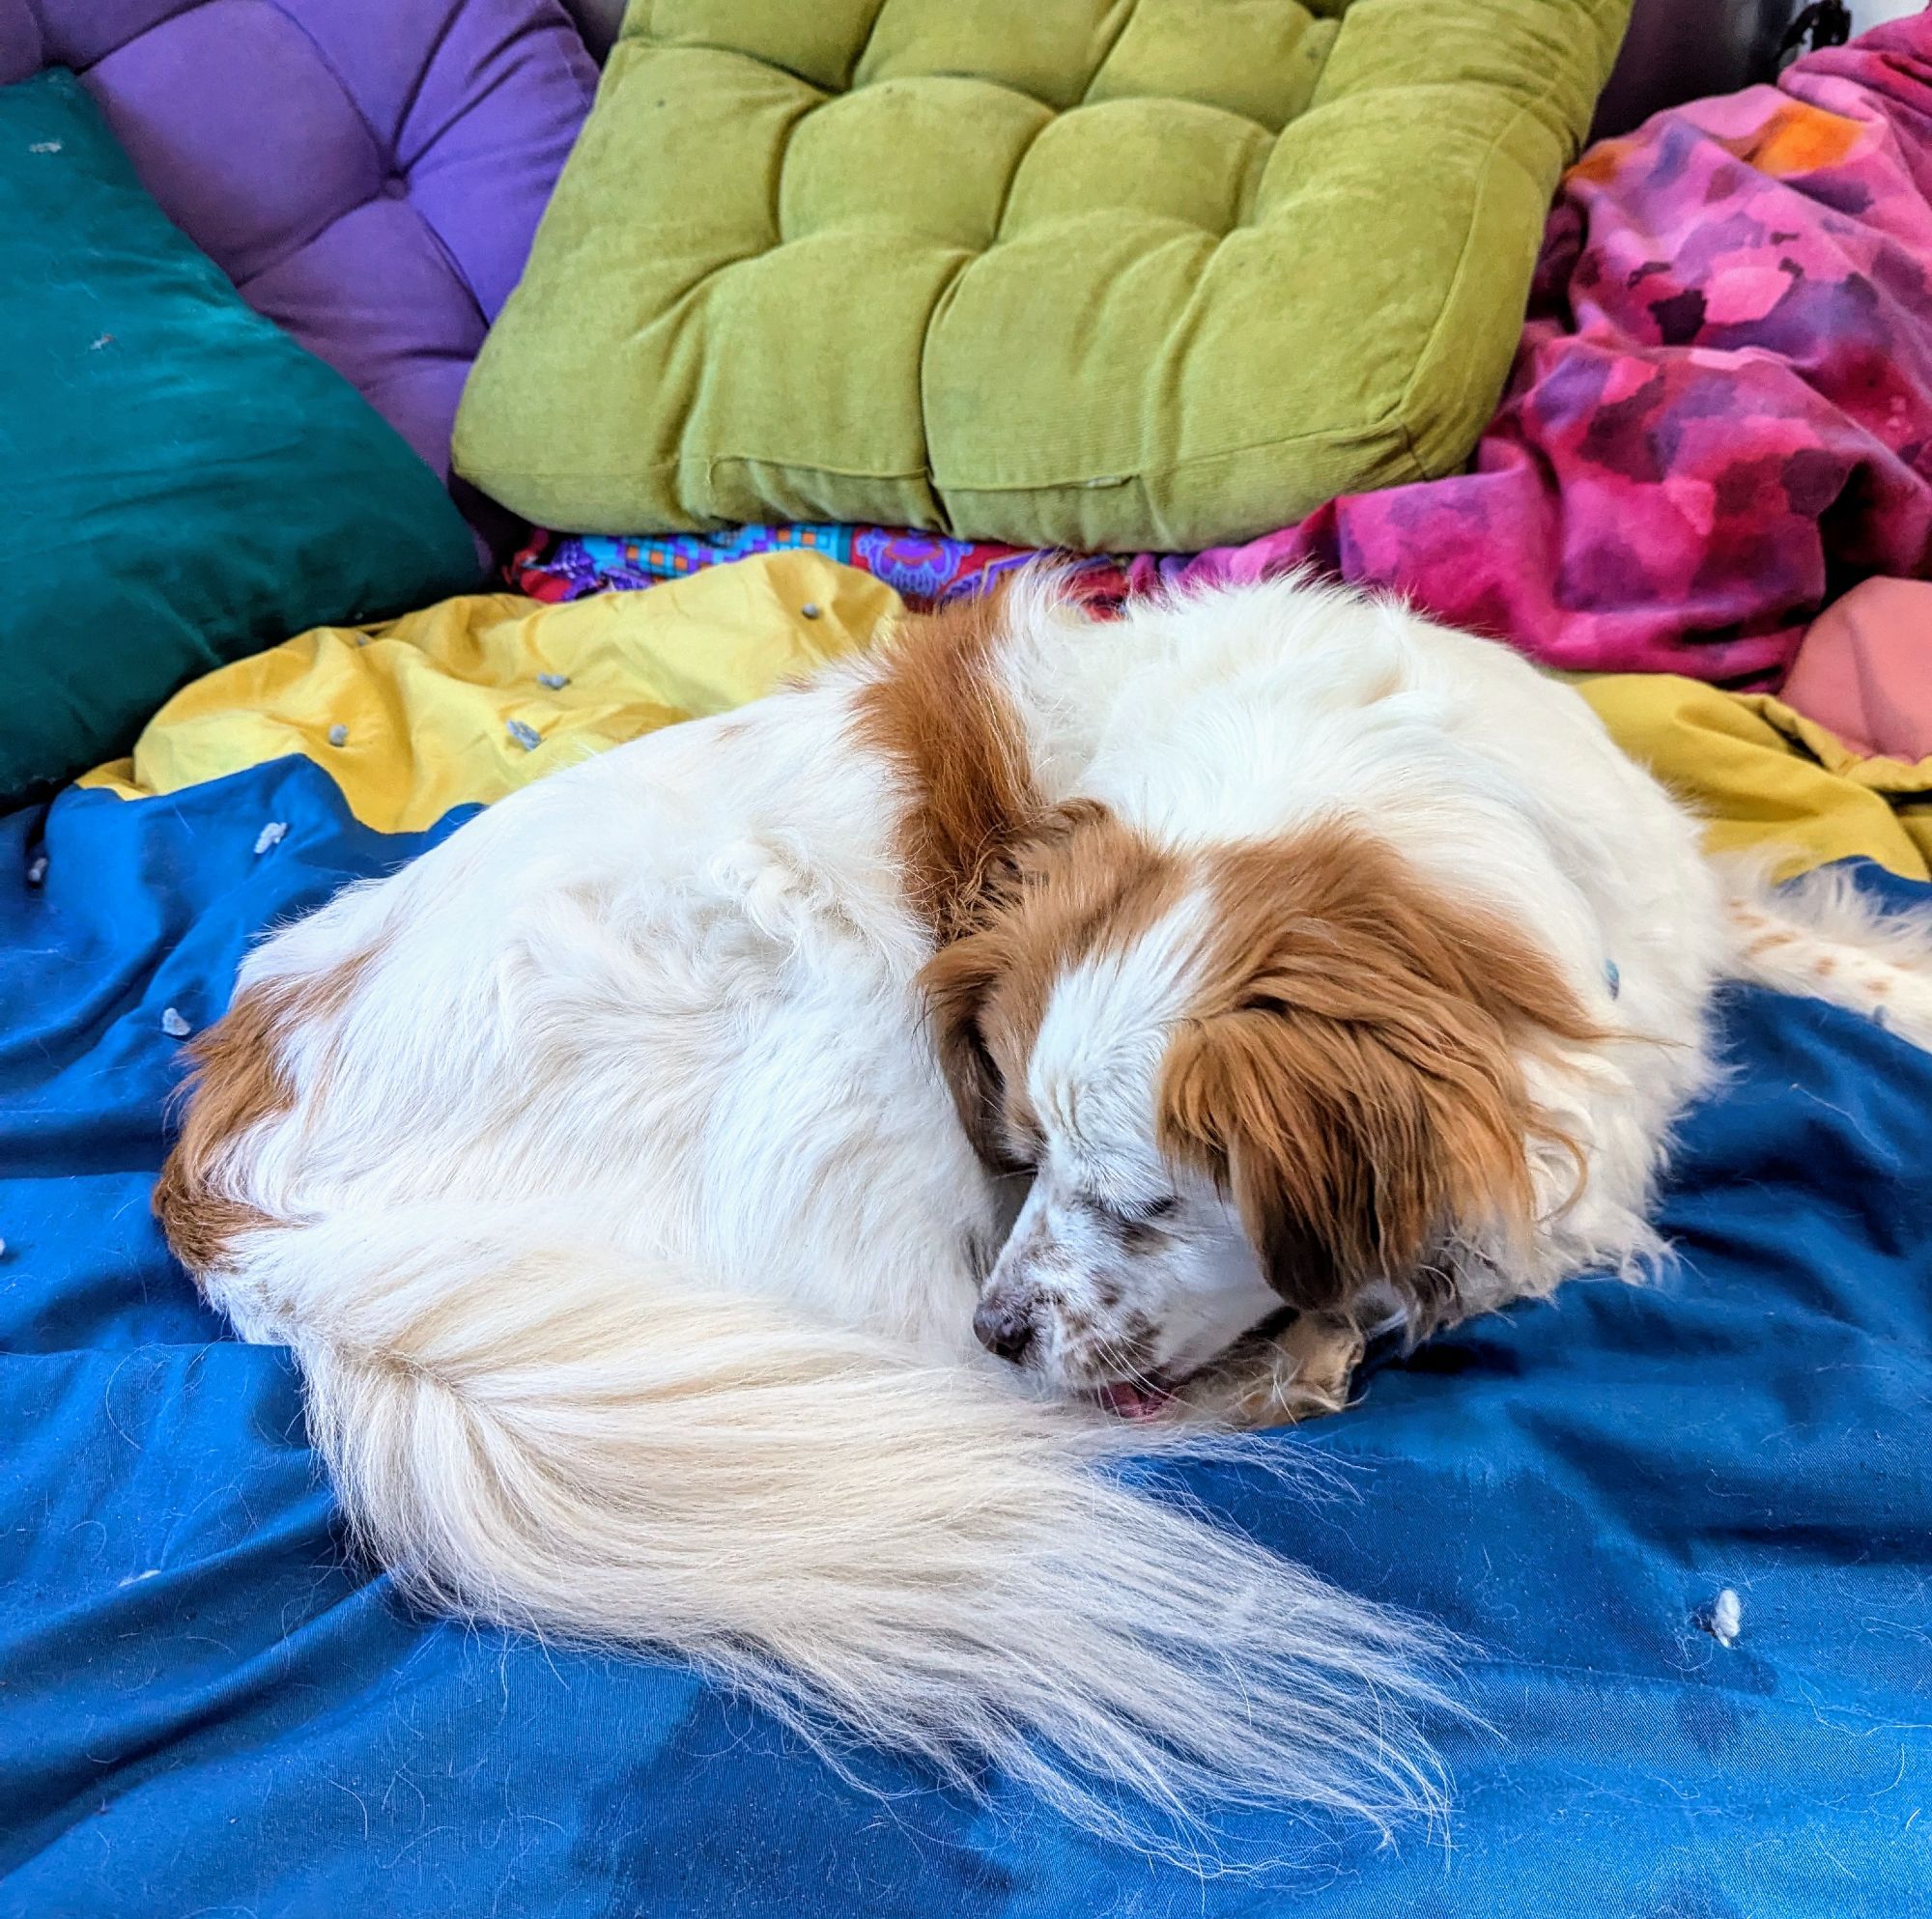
{"left": 455, "top": 0, "right": 1631, "bottom": 551}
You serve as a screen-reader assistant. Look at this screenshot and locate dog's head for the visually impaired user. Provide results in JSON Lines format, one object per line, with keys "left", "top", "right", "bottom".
{"left": 922, "top": 806, "right": 1593, "bottom": 1416}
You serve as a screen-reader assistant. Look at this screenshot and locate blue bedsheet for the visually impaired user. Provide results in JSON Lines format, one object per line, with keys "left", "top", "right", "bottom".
{"left": 4, "top": 755, "right": 1930, "bottom": 1916}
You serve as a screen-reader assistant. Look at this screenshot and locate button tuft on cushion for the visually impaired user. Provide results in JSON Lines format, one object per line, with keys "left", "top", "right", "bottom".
{"left": 782, "top": 78, "right": 1050, "bottom": 248}
{"left": 1001, "top": 99, "right": 1271, "bottom": 239}
{"left": 1086, "top": 0, "right": 1337, "bottom": 132}
{"left": 854, "top": 0, "right": 1131, "bottom": 110}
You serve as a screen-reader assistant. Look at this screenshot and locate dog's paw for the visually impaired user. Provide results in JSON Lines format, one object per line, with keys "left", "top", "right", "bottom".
{"left": 1179, "top": 1310, "right": 1366, "bottom": 1429}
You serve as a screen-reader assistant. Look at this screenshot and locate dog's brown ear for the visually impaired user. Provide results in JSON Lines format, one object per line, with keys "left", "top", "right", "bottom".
{"left": 1157, "top": 826, "right": 1598, "bottom": 1316}
{"left": 1160, "top": 1006, "right": 1536, "bottom": 1313}
{"left": 920, "top": 932, "right": 1028, "bottom": 1171}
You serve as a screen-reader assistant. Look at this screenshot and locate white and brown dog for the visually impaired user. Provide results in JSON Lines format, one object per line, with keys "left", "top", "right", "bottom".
{"left": 157, "top": 575, "right": 1932, "bottom": 1845}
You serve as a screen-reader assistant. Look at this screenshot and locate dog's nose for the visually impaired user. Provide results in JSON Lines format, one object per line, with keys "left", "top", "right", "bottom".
{"left": 973, "top": 1296, "right": 1036, "bottom": 1365}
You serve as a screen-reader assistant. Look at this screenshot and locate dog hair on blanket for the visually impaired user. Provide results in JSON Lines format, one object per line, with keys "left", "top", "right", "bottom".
{"left": 155, "top": 573, "right": 1932, "bottom": 1854}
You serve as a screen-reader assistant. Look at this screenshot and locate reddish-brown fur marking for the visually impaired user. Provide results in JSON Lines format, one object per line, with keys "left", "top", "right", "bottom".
{"left": 853, "top": 588, "right": 1037, "bottom": 950}
{"left": 155, "top": 963, "right": 362, "bottom": 1273}
{"left": 921, "top": 804, "right": 1181, "bottom": 1169}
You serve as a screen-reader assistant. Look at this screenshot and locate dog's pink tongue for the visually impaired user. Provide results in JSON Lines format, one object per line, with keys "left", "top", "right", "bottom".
{"left": 1096, "top": 1379, "right": 1171, "bottom": 1421}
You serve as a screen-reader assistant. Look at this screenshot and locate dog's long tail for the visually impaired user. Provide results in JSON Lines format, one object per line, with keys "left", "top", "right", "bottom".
{"left": 232, "top": 1207, "right": 1450, "bottom": 1851}
{"left": 1723, "top": 859, "right": 1932, "bottom": 1049}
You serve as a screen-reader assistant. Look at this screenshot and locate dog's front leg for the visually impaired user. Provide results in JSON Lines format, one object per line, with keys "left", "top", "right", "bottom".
{"left": 1179, "top": 1310, "right": 1367, "bottom": 1430}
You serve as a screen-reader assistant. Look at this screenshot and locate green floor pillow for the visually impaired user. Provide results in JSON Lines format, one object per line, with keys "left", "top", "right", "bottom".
{"left": 455, "top": 0, "right": 1630, "bottom": 550}
{"left": 0, "top": 71, "right": 480, "bottom": 804}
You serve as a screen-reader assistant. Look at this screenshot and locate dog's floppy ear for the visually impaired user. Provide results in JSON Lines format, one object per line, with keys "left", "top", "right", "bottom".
{"left": 1160, "top": 1006, "right": 1535, "bottom": 1314}
{"left": 1157, "top": 827, "right": 1599, "bottom": 1317}
{"left": 920, "top": 932, "right": 1027, "bottom": 1171}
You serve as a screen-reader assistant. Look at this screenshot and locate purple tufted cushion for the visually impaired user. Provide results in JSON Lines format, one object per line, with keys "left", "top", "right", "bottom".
{"left": 0, "top": 0, "right": 593, "bottom": 485}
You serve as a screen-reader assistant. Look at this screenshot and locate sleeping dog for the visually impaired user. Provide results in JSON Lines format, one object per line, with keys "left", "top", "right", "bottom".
{"left": 157, "top": 574, "right": 1932, "bottom": 1845}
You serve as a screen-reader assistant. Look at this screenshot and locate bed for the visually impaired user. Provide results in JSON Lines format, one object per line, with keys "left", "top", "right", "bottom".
{"left": 3, "top": 555, "right": 1927, "bottom": 1915}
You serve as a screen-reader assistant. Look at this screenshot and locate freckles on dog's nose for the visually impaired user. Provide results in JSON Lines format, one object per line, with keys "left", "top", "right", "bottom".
{"left": 973, "top": 1296, "right": 1036, "bottom": 1365}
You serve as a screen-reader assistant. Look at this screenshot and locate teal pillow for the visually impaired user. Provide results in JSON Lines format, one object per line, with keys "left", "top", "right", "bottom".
{"left": 0, "top": 71, "right": 481, "bottom": 803}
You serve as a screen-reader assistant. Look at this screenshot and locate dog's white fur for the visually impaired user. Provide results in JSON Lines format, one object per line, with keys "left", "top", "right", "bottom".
{"left": 159, "top": 576, "right": 1932, "bottom": 1848}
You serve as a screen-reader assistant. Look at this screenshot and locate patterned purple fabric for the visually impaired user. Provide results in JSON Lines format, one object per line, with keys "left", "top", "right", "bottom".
{"left": 506, "top": 522, "right": 1118, "bottom": 608}
{"left": 1174, "top": 17, "right": 1932, "bottom": 685}
{"left": 0, "top": 0, "right": 594, "bottom": 483}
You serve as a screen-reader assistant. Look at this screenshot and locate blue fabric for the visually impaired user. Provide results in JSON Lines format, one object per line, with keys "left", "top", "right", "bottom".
{"left": 4, "top": 766, "right": 1930, "bottom": 1916}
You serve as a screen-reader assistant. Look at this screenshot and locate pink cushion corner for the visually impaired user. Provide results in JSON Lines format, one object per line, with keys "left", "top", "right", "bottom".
{"left": 1781, "top": 578, "right": 1932, "bottom": 764}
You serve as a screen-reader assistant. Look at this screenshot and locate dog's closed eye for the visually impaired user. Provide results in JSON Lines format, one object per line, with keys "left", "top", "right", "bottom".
{"left": 1094, "top": 1193, "right": 1179, "bottom": 1250}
